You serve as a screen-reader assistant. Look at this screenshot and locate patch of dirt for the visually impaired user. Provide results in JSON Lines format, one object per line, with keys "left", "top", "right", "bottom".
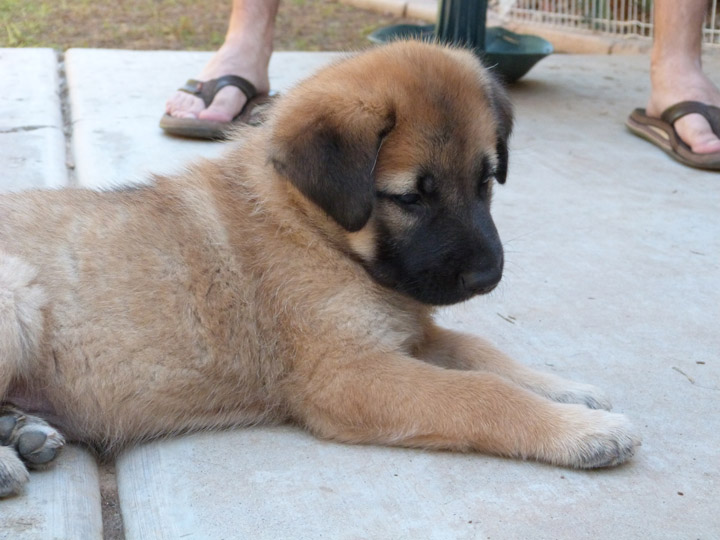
{"left": 274, "top": 1, "right": 427, "bottom": 52}
{"left": 99, "top": 460, "right": 125, "bottom": 540}
{"left": 0, "top": 0, "right": 426, "bottom": 51}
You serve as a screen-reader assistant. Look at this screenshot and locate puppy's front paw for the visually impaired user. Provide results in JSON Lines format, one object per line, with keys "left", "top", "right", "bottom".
{"left": 546, "top": 406, "right": 641, "bottom": 469}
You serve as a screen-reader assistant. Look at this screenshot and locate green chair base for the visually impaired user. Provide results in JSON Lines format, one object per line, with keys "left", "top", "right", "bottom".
{"left": 367, "top": 25, "right": 553, "bottom": 83}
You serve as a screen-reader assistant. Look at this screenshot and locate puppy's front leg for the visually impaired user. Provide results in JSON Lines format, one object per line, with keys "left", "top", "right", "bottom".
{"left": 417, "top": 325, "right": 613, "bottom": 411}
{"left": 291, "top": 354, "right": 639, "bottom": 468}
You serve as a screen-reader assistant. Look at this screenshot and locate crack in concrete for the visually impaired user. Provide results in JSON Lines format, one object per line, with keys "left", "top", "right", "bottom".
{"left": 0, "top": 125, "right": 58, "bottom": 134}
{"left": 56, "top": 50, "right": 78, "bottom": 187}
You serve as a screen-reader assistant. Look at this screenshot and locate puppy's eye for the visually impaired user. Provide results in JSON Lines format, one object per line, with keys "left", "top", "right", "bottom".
{"left": 476, "top": 155, "right": 495, "bottom": 195}
{"left": 477, "top": 170, "right": 496, "bottom": 197}
{"left": 479, "top": 174, "right": 494, "bottom": 187}
{"left": 393, "top": 193, "right": 422, "bottom": 206}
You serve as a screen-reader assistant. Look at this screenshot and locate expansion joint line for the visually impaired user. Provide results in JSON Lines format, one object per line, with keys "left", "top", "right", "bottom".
{"left": 56, "top": 50, "right": 78, "bottom": 187}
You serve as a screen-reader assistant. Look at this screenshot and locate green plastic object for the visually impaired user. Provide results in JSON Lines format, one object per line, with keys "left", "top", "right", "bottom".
{"left": 367, "top": 23, "right": 436, "bottom": 43}
{"left": 481, "top": 27, "right": 554, "bottom": 82}
{"left": 368, "top": 26, "right": 553, "bottom": 83}
{"left": 367, "top": 0, "right": 553, "bottom": 83}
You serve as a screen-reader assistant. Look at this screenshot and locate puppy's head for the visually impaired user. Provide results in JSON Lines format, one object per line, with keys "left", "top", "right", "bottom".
{"left": 270, "top": 41, "right": 513, "bottom": 306}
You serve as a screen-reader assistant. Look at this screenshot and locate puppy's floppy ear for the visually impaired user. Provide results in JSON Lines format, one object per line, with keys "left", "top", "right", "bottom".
{"left": 270, "top": 93, "right": 396, "bottom": 232}
{"left": 486, "top": 75, "right": 513, "bottom": 184}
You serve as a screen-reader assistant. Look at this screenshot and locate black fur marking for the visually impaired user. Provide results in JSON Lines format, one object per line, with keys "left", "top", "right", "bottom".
{"left": 418, "top": 174, "right": 437, "bottom": 195}
{"left": 367, "top": 197, "right": 504, "bottom": 305}
{"left": 272, "top": 112, "right": 395, "bottom": 232}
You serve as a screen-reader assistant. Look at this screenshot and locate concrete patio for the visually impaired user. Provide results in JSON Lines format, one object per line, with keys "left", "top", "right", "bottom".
{"left": 0, "top": 45, "right": 718, "bottom": 539}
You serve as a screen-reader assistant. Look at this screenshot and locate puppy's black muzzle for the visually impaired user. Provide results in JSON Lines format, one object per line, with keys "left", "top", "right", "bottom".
{"left": 455, "top": 203, "right": 504, "bottom": 296}
{"left": 458, "top": 255, "right": 503, "bottom": 295}
{"left": 368, "top": 200, "right": 505, "bottom": 306}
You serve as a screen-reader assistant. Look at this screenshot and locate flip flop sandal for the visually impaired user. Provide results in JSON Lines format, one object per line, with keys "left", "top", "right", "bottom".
{"left": 626, "top": 101, "right": 720, "bottom": 171}
{"left": 160, "top": 75, "right": 276, "bottom": 140}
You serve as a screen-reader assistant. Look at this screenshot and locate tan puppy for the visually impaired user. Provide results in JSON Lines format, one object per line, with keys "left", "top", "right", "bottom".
{"left": 0, "top": 41, "right": 639, "bottom": 496}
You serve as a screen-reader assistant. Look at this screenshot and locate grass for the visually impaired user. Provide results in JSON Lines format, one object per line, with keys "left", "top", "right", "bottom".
{"left": 0, "top": 0, "right": 425, "bottom": 51}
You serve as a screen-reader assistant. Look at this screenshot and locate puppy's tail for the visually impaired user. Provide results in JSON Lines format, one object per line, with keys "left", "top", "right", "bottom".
{"left": 0, "top": 253, "right": 47, "bottom": 397}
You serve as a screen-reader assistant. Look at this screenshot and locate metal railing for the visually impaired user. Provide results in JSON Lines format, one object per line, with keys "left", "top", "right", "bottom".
{"left": 499, "top": 0, "right": 720, "bottom": 45}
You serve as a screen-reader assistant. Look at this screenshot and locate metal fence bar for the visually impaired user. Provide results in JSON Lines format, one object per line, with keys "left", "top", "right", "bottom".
{"left": 502, "top": 0, "right": 720, "bottom": 46}
{"left": 709, "top": 0, "right": 718, "bottom": 44}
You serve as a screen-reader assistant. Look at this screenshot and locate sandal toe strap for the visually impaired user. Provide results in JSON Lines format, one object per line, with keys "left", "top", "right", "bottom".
{"left": 661, "top": 101, "right": 720, "bottom": 137}
{"left": 178, "top": 76, "right": 258, "bottom": 108}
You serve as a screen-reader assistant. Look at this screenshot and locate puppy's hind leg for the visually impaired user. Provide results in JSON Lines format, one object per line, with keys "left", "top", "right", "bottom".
{"left": 0, "top": 254, "right": 57, "bottom": 497}
{"left": 0, "top": 253, "right": 47, "bottom": 397}
{"left": 0, "top": 445, "right": 28, "bottom": 497}
{"left": 0, "top": 406, "right": 65, "bottom": 497}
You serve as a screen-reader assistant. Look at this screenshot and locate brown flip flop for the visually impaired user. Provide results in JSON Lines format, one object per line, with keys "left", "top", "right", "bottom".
{"left": 160, "top": 75, "right": 276, "bottom": 140}
{"left": 626, "top": 101, "right": 720, "bottom": 171}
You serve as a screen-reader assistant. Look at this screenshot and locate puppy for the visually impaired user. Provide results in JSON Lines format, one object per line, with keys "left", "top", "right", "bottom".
{"left": 0, "top": 41, "right": 639, "bottom": 496}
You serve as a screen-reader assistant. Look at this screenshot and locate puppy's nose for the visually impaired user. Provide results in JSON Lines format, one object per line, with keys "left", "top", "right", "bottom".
{"left": 459, "top": 269, "right": 501, "bottom": 294}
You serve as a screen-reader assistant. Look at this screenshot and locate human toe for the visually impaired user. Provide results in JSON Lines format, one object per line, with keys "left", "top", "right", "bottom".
{"left": 197, "top": 86, "right": 247, "bottom": 123}
{"left": 166, "top": 91, "right": 205, "bottom": 119}
{"left": 675, "top": 113, "right": 720, "bottom": 154}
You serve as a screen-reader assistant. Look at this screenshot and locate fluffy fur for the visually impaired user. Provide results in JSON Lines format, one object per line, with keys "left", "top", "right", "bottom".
{"left": 0, "top": 42, "right": 639, "bottom": 497}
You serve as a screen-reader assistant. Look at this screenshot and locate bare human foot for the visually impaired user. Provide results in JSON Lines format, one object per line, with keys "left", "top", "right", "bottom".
{"left": 165, "top": 40, "right": 271, "bottom": 123}
{"left": 164, "top": 0, "right": 278, "bottom": 124}
{"left": 647, "top": 0, "right": 720, "bottom": 156}
{"left": 646, "top": 66, "right": 720, "bottom": 155}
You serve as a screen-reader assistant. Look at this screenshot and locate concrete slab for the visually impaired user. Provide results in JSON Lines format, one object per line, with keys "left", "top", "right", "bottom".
{"left": 65, "top": 50, "right": 339, "bottom": 188}
{"left": 0, "top": 48, "right": 67, "bottom": 190}
{"left": 120, "top": 427, "right": 506, "bottom": 540}
{"left": 81, "top": 52, "right": 720, "bottom": 539}
{"left": 0, "top": 446, "right": 102, "bottom": 540}
{"left": 0, "top": 47, "right": 101, "bottom": 540}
